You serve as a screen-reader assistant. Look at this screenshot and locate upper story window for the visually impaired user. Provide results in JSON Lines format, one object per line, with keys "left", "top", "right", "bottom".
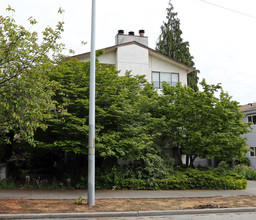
{"left": 250, "top": 147, "right": 256, "bottom": 157}
{"left": 248, "top": 115, "right": 256, "bottom": 124}
{"left": 152, "top": 72, "right": 179, "bottom": 89}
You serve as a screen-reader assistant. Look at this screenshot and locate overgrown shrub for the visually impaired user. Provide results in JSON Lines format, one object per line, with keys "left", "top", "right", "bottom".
{"left": 95, "top": 166, "right": 125, "bottom": 189}
{"left": 120, "top": 169, "right": 247, "bottom": 190}
{"left": 120, "top": 153, "right": 174, "bottom": 180}
{"left": 121, "top": 179, "right": 148, "bottom": 190}
{"left": 212, "top": 161, "right": 231, "bottom": 174}
{"left": 234, "top": 157, "right": 250, "bottom": 166}
{"left": 233, "top": 165, "right": 256, "bottom": 180}
{"left": 93, "top": 154, "right": 175, "bottom": 190}
{"left": 0, "top": 179, "right": 16, "bottom": 189}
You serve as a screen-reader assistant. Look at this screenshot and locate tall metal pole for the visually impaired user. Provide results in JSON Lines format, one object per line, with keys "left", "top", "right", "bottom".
{"left": 88, "top": 0, "right": 96, "bottom": 206}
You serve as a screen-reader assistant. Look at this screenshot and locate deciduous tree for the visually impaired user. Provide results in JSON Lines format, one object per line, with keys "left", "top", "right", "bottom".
{"left": 35, "top": 57, "right": 159, "bottom": 161}
{"left": 158, "top": 80, "right": 250, "bottom": 167}
{"left": 0, "top": 6, "right": 64, "bottom": 161}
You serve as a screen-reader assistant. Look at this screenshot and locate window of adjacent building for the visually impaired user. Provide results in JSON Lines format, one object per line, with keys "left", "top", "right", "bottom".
{"left": 152, "top": 72, "right": 179, "bottom": 89}
{"left": 248, "top": 115, "right": 256, "bottom": 124}
{"left": 250, "top": 147, "right": 256, "bottom": 157}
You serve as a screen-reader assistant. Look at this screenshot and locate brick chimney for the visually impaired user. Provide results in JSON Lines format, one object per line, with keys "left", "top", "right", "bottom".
{"left": 139, "top": 30, "right": 145, "bottom": 37}
{"left": 115, "top": 30, "right": 148, "bottom": 46}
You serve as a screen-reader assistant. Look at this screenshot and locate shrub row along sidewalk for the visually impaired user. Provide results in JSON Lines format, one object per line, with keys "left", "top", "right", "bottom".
{"left": 119, "top": 170, "right": 247, "bottom": 190}
{"left": 0, "top": 168, "right": 247, "bottom": 190}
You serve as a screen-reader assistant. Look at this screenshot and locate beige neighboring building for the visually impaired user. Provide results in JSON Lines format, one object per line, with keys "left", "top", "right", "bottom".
{"left": 240, "top": 103, "right": 256, "bottom": 166}
{"left": 71, "top": 30, "right": 195, "bottom": 88}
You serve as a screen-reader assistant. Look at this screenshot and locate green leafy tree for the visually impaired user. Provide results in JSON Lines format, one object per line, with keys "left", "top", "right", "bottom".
{"left": 35, "top": 57, "right": 159, "bottom": 161}
{"left": 156, "top": 0, "right": 199, "bottom": 91}
{"left": 158, "top": 80, "right": 251, "bottom": 167}
{"left": 0, "top": 7, "right": 64, "bottom": 161}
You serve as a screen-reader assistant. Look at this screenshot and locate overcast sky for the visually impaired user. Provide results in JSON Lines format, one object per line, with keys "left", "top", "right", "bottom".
{"left": 1, "top": 0, "right": 256, "bottom": 105}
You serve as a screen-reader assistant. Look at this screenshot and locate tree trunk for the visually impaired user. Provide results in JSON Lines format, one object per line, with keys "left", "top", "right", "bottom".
{"left": 189, "top": 155, "right": 196, "bottom": 168}
{"left": 185, "top": 155, "right": 190, "bottom": 168}
{"left": 176, "top": 146, "right": 184, "bottom": 167}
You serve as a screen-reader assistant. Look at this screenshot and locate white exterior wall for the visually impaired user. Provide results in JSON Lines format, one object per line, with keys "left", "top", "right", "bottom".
{"left": 77, "top": 50, "right": 116, "bottom": 65}
{"left": 98, "top": 51, "right": 116, "bottom": 65}
{"left": 76, "top": 56, "right": 89, "bottom": 63}
{"left": 193, "top": 158, "right": 215, "bottom": 167}
{"left": 241, "top": 115, "right": 256, "bottom": 166}
{"left": 116, "top": 44, "right": 151, "bottom": 81}
{"left": 242, "top": 123, "right": 256, "bottom": 166}
{"left": 75, "top": 44, "right": 190, "bottom": 86}
{"left": 241, "top": 116, "right": 247, "bottom": 123}
{"left": 149, "top": 54, "right": 188, "bottom": 86}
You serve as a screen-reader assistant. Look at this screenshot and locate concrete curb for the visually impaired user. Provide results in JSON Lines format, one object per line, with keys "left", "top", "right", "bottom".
{"left": 1, "top": 207, "right": 256, "bottom": 219}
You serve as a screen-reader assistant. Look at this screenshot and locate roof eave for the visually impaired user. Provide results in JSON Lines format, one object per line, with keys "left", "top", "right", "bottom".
{"left": 69, "top": 41, "right": 196, "bottom": 73}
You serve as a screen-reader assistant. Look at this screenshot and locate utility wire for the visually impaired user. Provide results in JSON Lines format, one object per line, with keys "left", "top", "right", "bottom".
{"left": 199, "top": 0, "right": 256, "bottom": 19}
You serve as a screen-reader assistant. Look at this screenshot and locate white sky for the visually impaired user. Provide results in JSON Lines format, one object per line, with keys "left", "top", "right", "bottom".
{"left": 1, "top": 0, "right": 256, "bottom": 105}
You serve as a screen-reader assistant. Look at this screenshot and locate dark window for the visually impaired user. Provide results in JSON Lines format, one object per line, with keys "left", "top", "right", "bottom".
{"left": 152, "top": 72, "right": 179, "bottom": 89}
{"left": 250, "top": 147, "right": 256, "bottom": 157}
{"left": 248, "top": 115, "right": 256, "bottom": 124}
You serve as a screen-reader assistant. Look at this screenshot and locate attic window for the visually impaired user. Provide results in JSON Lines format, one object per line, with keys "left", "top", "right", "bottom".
{"left": 248, "top": 115, "right": 256, "bottom": 124}
{"left": 152, "top": 72, "right": 179, "bottom": 89}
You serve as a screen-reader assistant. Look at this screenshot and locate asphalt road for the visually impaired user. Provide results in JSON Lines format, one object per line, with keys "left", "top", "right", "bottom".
{"left": 16, "top": 212, "right": 256, "bottom": 220}
{"left": 99, "top": 212, "right": 256, "bottom": 220}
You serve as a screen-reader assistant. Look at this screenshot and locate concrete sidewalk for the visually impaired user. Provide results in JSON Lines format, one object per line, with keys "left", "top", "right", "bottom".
{"left": 0, "top": 181, "right": 256, "bottom": 200}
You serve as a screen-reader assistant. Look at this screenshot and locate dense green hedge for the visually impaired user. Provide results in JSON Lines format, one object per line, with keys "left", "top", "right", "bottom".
{"left": 0, "top": 168, "right": 247, "bottom": 190}
{"left": 1, "top": 168, "right": 247, "bottom": 190}
{"left": 120, "top": 169, "right": 247, "bottom": 190}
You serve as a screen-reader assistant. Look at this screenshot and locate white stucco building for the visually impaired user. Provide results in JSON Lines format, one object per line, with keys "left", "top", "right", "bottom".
{"left": 240, "top": 103, "right": 256, "bottom": 166}
{"left": 72, "top": 30, "right": 195, "bottom": 88}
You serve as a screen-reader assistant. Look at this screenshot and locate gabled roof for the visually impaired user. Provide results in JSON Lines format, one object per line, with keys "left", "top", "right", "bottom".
{"left": 71, "top": 41, "right": 196, "bottom": 73}
{"left": 240, "top": 103, "right": 256, "bottom": 114}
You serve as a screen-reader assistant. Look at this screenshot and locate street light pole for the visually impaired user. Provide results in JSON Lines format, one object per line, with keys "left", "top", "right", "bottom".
{"left": 88, "top": 0, "right": 96, "bottom": 206}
